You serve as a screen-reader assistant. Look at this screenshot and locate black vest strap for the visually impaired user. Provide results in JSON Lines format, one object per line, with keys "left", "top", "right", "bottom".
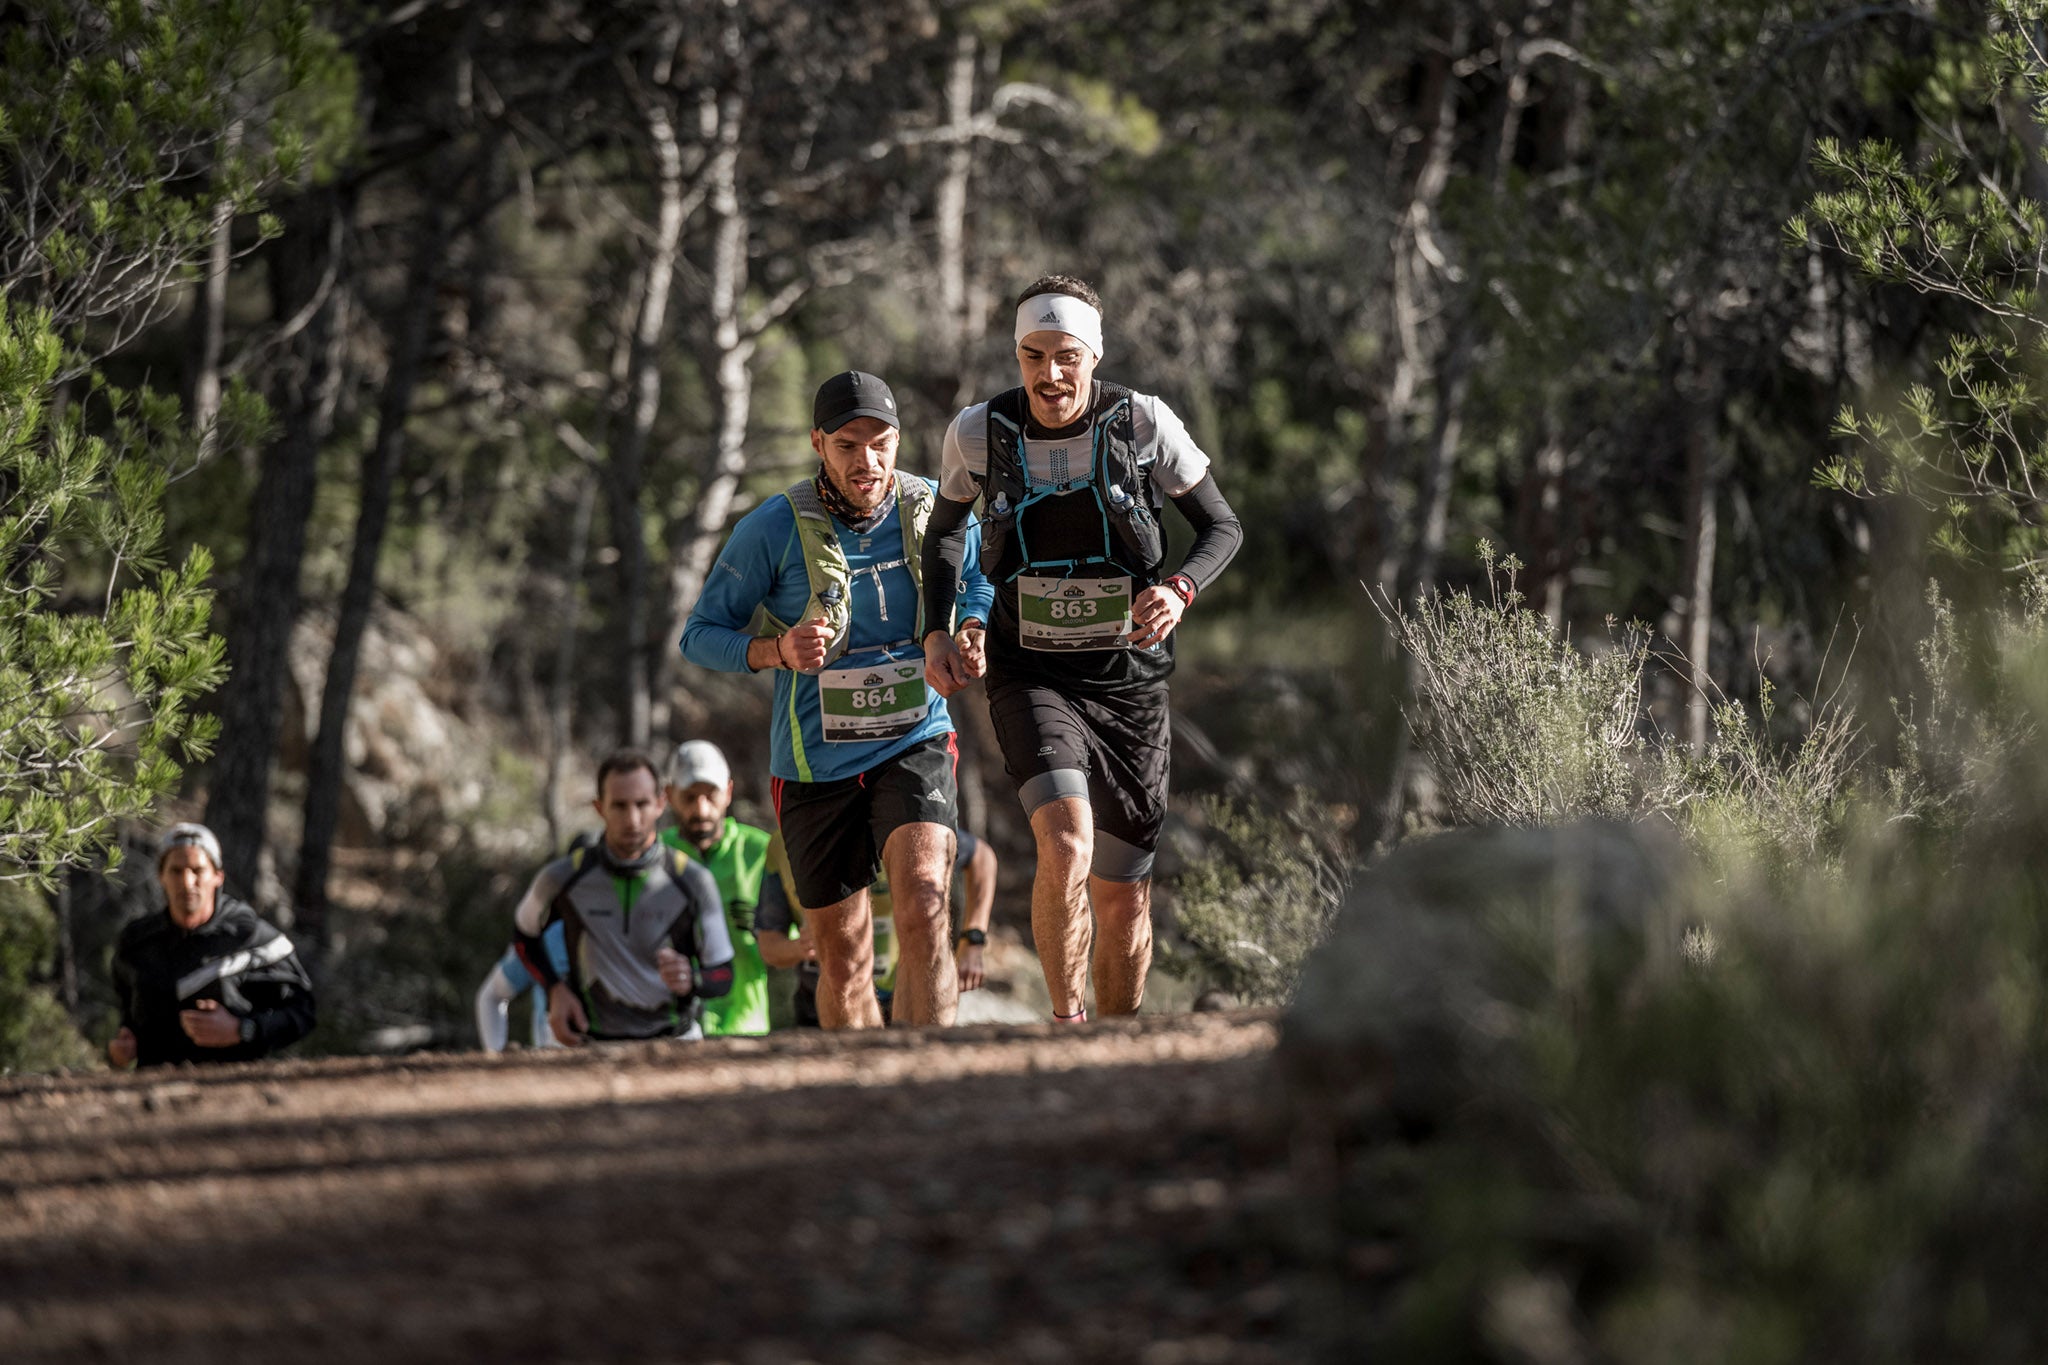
{"left": 978, "top": 382, "right": 1163, "bottom": 582}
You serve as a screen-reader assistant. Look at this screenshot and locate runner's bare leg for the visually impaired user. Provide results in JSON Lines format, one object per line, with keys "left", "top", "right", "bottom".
{"left": 883, "top": 822, "right": 959, "bottom": 1026}
{"left": 809, "top": 887, "right": 883, "bottom": 1029}
{"left": 1030, "top": 797, "right": 1094, "bottom": 1017}
{"left": 1089, "top": 875, "right": 1152, "bottom": 1015}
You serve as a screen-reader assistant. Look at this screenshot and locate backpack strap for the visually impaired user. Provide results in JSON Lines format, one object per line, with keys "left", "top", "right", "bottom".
{"left": 547, "top": 844, "right": 604, "bottom": 922}
{"left": 1089, "top": 383, "right": 1164, "bottom": 579}
{"left": 531, "top": 844, "right": 605, "bottom": 992}
{"left": 896, "top": 470, "right": 931, "bottom": 637}
{"left": 664, "top": 844, "right": 700, "bottom": 960}
{"left": 764, "top": 476, "right": 930, "bottom": 782}
{"left": 981, "top": 388, "right": 1031, "bottom": 507}
{"left": 1088, "top": 380, "right": 1156, "bottom": 501}
{"left": 762, "top": 479, "right": 855, "bottom": 666}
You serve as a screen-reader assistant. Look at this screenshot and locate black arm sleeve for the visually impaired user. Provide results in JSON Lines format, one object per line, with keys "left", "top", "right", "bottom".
{"left": 111, "top": 939, "right": 137, "bottom": 1033}
{"left": 241, "top": 940, "right": 317, "bottom": 1052}
{"left": 1168, "top": 474, "right": 1243, "bottom": 593}
{"left": 754, "top": 871, "right": 794, "bottom": 936}
{"left": 515, "top": 912, "right": 562, "bottom": 990}
{"left": 672, "top": 862, "right": 734, "bottom": 999}
{"left": 695, "top": 962, "right": 735, "bottom": 999}
{"left": 919, "top": 493, "right": 977, "bottom": 638}
{"left": 245, "top": 980, "right": 316, "bottom": 1052}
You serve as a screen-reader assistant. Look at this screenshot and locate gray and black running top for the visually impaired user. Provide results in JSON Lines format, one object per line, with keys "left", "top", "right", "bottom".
{"left": 513, "top": 839, "right": 736, "bottom": 1040}
{"left": 111, "top": 894, "right": 315, "bottom": 1066}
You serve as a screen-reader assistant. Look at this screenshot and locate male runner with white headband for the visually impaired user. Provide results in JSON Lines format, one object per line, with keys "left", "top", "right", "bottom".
{"left": 920, "top": 274, "right": 1243, "bottom": 1023}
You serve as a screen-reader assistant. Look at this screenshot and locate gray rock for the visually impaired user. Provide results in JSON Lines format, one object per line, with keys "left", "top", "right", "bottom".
{"left": 1280, "top": 820, "right": 1683, "bottom": 1129}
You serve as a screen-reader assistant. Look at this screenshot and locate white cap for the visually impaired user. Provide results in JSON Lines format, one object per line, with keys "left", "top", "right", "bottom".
{"left": 666, "top": 740, "right": 731, "bottom": 792}
{"left": 156, "top": 822, "right": 223, "bottom": 870}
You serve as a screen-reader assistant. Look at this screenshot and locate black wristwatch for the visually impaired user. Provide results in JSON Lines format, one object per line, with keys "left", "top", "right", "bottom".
{"left": 956, "top": 928, "right": 987, "bottom": 947}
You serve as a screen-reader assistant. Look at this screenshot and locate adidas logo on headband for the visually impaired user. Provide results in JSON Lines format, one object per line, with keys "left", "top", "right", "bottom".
{"left": 1015, "top": 290, "right": 1104, "bottom": 358}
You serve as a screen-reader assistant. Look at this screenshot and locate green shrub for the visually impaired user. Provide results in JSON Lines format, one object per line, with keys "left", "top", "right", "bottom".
{"left": 1163, "top": 790, "right": 1349, "bottom": 1006}
{"left": 1285, "top": 598, "right": 2048, "bottom": 1363}
{"left": 1653, "top": 685, "right": 1862, "bottom": 887}
{"left": 1886, "top": 576, "right": 2048, "bottom": 838}
{"left": 1386, "top": 547, "right": 1872, "bottom": 885}
{"left": 0, "top": 882, "right": 95, "bottom": 1073}
{"left": 1379, "top": 545, "right": 1650, "bottom": 827}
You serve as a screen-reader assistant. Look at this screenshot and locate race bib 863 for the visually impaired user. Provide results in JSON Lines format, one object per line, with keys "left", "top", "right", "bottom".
{"left": 1018, "top": 575, "right": 1131, "bottom": 651}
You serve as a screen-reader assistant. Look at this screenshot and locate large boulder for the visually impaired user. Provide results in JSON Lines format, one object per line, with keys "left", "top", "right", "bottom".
{"left": 1280, "top": 820, "right": 1684, "bottom": 1132}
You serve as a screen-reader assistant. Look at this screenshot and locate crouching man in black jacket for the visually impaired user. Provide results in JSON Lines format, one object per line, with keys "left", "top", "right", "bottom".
{"left": 107, "top": 823, "right": 316, "bottom": 1068}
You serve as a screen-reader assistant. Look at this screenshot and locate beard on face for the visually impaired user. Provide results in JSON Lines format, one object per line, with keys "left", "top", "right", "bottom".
{"left": 831, "top": 463, "right": 887, "bottom": 511}
{"left": 682, "top": 816, "right": 719, "bottom": 846}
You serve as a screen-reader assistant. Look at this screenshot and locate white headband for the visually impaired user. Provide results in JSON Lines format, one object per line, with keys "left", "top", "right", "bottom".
{"left": 1014, "top": 293, "right": 1103, "bottom": 359}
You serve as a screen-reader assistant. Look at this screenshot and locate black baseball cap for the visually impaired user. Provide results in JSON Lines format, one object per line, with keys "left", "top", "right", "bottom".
{"left": 812, "top": 370, "right": 899, "bottom": 434}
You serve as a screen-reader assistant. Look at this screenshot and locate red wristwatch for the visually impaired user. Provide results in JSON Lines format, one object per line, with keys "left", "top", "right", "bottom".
{"left": 1163, "top": 574, "right": 1198, "bottom": 607}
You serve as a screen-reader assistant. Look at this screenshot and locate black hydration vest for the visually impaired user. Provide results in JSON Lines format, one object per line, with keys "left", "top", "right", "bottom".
{"left": 975, "top": 381, "right": 1166, "bottom": 588}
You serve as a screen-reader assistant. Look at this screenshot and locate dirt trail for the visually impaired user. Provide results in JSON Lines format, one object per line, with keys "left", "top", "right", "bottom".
{"left": 0, "top": 1012, "right": 1306, "bottom": 1364}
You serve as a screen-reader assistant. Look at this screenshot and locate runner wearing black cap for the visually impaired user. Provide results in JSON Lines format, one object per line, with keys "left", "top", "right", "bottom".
{"left": 921, "top": 275, "right": 1243, "bottom": 1022}
{"left": 680, "top": 371, "right": 995, "bottom": 1028}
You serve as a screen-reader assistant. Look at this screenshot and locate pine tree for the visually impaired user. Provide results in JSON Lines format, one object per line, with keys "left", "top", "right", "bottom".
{"left": 1799, "top": 0, "right": 2048, "bottom": 567}
{"left": 0, "top": 0, "right": 352, "bottom": 884}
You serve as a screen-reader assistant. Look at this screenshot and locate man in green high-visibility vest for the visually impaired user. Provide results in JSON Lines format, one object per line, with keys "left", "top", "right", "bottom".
{"left": 660, "top": 739, "right": 773, "bottom": 1036}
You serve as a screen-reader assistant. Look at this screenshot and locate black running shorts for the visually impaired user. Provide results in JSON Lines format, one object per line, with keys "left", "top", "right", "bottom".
{"left": 986, "top": 676, "right": 1169, "bottom": 877}
{"left": 773, "top": 733, "right": 959, "bottom": 909}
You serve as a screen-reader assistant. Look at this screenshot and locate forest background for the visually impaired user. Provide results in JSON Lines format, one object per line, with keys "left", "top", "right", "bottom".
{"left": 5, "top": 0, "right": 2041, "bottom": 1066}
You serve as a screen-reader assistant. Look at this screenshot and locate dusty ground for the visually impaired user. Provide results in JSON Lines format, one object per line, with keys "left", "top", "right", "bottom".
{"left": 0, "top": 1012, "right": 1319, "bottom": 1364}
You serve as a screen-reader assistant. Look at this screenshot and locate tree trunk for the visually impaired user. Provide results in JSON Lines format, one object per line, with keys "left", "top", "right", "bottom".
{"left": 930, "top": 35, "right": 1002, "bottom": 834}
{"left": 658, "top": 69, "right": 755, "bottom": 710}
{"left": 935, "top": 30, "right": 979, "bottom": 410}
{"left": 1516, "top": 411, "right": 1571, "bottom": 626}
{"left": 1680, "top": 406, "right": 1721, "bottom": 756}
{"left": 607, "top": 90, "right": 687, "bottom": 749}
{"left": 204, "top": 187, "right": 351, "bottom": 896}
{"left": 54, "top": 875, "right": 77, "bottom": 1012}
{"left": 185, "top": 121, "right": 242, "bottom": 464}
{"left": 1399, "top": 316, "right": 1473, "bottom": 604}
{"left": 1367, "top": 17, "right": 1466, "bottom": 599}
{"left": 292, "top": 186, "right": 454, "bottom": 958}
{"left": 546, "top": 474, "right": 599, "bottom": 851}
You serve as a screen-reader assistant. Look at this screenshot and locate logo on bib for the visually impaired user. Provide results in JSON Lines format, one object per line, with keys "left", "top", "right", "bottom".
{"left": 863, "top": 672, "right": 885, "bottom": 686}
{"left": 1063, "top": 585, "right": 1086, "bottom": 598}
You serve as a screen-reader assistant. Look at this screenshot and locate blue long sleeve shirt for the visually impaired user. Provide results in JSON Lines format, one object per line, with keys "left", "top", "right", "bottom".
{"left": 680, "top": 476, "right": 994, "bottom": 784}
